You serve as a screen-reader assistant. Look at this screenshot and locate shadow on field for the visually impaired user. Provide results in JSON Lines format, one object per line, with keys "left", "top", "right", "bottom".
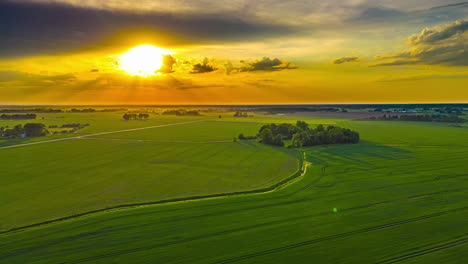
{"left": 304, "top": 140, "right": 414, "bottom": 167}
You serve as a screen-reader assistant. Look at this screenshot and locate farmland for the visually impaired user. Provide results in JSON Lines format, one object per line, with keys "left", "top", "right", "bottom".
{"left": 0, "top": 111, "right": 467, "bottom": 263}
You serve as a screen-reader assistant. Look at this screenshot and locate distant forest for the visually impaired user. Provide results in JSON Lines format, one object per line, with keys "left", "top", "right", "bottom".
{"left": 0, "top": 114, "right": 36, "bottom": 120}
{"left": 365, "top": 114, "right": 465, "bottom": 123}
{"left": 162, "top": 110, "right": 202, "bottom": 116}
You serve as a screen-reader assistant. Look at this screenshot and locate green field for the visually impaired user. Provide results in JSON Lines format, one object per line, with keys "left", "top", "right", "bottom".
{"left": 0, "top": 119, "right": 299, "bottom": 231}
{"left": 0, "top": 113, "right": 467, "bottom": 263}
{"left": 0, "top": 113, "right": 210, "bottom": 147}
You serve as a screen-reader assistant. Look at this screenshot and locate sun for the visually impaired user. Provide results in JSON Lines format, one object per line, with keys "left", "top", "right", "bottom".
{"left": 116, "top": 44, "right": 172, "bottom": 76}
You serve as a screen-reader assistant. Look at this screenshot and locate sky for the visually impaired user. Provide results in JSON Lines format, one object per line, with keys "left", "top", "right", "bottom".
{"left": 0, "top": 0, "right": 467, "bottom": 104}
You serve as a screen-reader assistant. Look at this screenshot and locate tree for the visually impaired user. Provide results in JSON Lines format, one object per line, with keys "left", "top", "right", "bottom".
{"left": 272, "top": 134, "right": 284, "bottom": 146}
{"left": 258, "top": 128, "right": 273, "bottom": 144}
{"left": 296, "top": 121, "right": 309, "bottom": 131}
{"left": 24, "top": 123, "right": 48, "bottom": 137}
{"left": 315, "top": 124, "right": 325, "bottom": 132}
{"left": 14, "top": 124, "right": 24, "bottom": 135}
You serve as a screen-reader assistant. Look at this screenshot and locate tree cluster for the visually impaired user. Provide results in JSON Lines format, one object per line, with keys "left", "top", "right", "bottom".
{"left": 0, "top": 124, "right": 24, "bottom": 138}
{"left": 238, "top": 133, "right": 257, "bottom": 140}
{"left": 123, "top": 113, "right": 150, "bottom": 120}
{"left": 435, "top": 107, "right": 463, "bottom": 115}
{"left": 367, "top": 114, "right": 465, "bottom": 123}
{"left": 238, "top": 121, "right": 359, "bottom": 148}
{"left": 290, "top": 124, "right": 359, "bottom": 147}
{"left": 0, "top": 123, "right": 48, "bottom": 138}
{"left": 24, "top": 123, "right": 49, "bottom": 137}
{"left": 70, "top": 108, "right": 97, "bottom": 113}
{"left": 233, "top": 112, "right": 249, "bottom": 117}
{"left": 0, "top": 114, "right": 36, "bottom": 120}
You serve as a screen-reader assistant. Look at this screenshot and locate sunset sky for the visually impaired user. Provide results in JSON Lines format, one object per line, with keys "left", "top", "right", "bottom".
{"left": 0, "top": 0, "right": 467, "bottom": 104}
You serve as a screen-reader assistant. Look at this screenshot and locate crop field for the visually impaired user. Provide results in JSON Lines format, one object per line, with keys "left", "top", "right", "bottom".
{"left": 0, "top": 118, "right": 300, "bottom": 231}
{"left": 0, "top": 113, "right": 467, "bottom": 263}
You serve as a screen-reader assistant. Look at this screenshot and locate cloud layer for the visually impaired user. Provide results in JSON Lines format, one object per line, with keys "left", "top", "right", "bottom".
{"left": 2, "top": 1, "right": 467, "bottom": 58}
{"left": 371, "top": 20, "right": 467, "bottom": 66}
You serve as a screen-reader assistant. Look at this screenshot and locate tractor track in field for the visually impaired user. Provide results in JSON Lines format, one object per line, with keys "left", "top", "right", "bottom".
{"left": 295, "top": 165, "right": 328, "bottom": 192}
{"left": 0, "top": 119, "right": 211, "bottom": 150}
{"left": 209, "top": 207, "right": 468, "bottom": 264}
{"left": 374, "top": 237, "right": 468, "bottom": 264}
{"left": 1, "top": 189, "right": 464, "bottom": 263}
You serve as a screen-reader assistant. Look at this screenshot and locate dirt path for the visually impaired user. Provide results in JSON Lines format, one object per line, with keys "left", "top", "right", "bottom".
{"left": 0, "top": 119, "right": 210, "bottom": 150}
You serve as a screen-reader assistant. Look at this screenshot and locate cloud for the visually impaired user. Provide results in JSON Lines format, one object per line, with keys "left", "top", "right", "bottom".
{"left": 377, "top": 74, "right": 468, "bottom": 82}
{"left": 239, "top": 57, "right": 297, "bottom": 71}
{"left": 408, "top": 19, "right": 468, "bottom": 45}
{"left": 158, "top": 55, "right": 176, "bottom": 74}
{"left": 333, "top": 56, "right": 360, "bottom": 64}
{"left": 190, "top": 58, "right": 217, "bottom": 74}
{"left": 370, "top": 19, "right": 468, "bottom": 66}
{"left": 0, "top": 1, "right": 296, "bottom": 58}
{"left": 223, "top": 57, "right": 297, "bottom": 73}
{"left": 0, "top": 71, "right": 76, "bottom": 86}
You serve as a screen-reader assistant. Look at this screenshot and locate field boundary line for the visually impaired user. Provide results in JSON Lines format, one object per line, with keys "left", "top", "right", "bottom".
{"left": 0, "top": 119, "right": 211, "bottom": 150}
{"left": 78, "top": 137, "right": 233, "bottom": 143}
{"left": 0, "top": 150, "right": 306, "bottom": 235}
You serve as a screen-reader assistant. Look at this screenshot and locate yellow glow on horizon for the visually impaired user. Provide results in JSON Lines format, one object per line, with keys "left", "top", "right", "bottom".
{"left": 116, "top": 45, "right": 172, "bottom": 76}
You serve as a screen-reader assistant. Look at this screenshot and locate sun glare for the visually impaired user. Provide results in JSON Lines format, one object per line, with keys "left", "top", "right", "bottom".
{"left": 117, "top": 44, "right": 172, "bottom": 76}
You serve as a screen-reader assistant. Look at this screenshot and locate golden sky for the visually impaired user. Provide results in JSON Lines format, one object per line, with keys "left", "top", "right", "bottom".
{"left": 0, "top": 0, "right": 467, "bottom": 104}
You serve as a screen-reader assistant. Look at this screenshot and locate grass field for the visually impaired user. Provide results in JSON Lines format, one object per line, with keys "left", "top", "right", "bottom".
{"left": 0, "top": 114, "right": 467, "bottom": 263}
{"left": 0, "top": 113, "right": 210, "bottom": 147}
{"left": 0, "top": 119, "right": 300, "bottom": 231}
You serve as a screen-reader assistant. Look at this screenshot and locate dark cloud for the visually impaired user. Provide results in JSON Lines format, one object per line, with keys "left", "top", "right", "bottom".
{"left": 333, "top": 56, "right": 360, "bottom": 64}
{"left": 0, "top": 71, "right": 76, "bottom": 86}
{"left": 0, "top": 1, "right": 296, "bottom": 58}
{"left": 371, "top": 20, "right": 467, "bottom": 66}
{"left": 240, "top": 57, "right": 297, "bottom": 71}
{"left": 346, "top": 3, "right": 468, "bottom": 29}
{"left": 430, "top": 2, "right": 468, "bottom": 10}
{"left": 224, "top": 57, "right": 297, "bottom": 73}
{"left": 190, "top": 58, "right": 217, "bottom": 74}
{"left": 349, "top": 7, "right": 407, "bottom": 24}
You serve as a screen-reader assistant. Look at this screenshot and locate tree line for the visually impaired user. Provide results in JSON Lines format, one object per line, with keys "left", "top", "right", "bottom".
{"left": 0, "top": 114, "right": 36, "bottom": 120}
{"left": 162, "top": 110, "right": 202, "bottom": 116}
{"left": 238, "top": 121, "right": 359, "bottom": 147}
{"left": 0, "top": 108, "right": 61, "bottom": 113}
{"left": 123, "top": 113, "right": 150, "bottom": 120}
{"left": 366, "top": 114, "right": 465, "bottom": 123}
{"left": 233, "top": 112, "right": 250, "bottom": 117}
